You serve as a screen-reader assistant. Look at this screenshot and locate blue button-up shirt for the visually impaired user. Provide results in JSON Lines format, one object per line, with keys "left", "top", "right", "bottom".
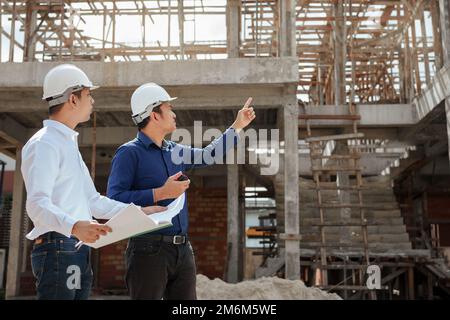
{"left": 107, "top": 128, "right": 239, "bottom": 236}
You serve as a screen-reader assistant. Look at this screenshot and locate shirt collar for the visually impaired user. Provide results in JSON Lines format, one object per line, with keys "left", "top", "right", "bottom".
{"left": 137, "top": 131, "right": 170, "bottom": 150}
{"left": 43, "top": 119, "right": 79, "bottom": 138}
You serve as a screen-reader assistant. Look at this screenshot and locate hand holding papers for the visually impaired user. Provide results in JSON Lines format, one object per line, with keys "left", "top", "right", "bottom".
{"left": 76, "top": 193, "right": 185, "bottom": 249}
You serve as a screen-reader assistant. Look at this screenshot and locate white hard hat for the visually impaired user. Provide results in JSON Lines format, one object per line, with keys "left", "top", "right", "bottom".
{"left": 42, "top": 64, "right": 99, "bottom": 107}
{"left": 131, "top": 83, "right": 177, "bottom": 125}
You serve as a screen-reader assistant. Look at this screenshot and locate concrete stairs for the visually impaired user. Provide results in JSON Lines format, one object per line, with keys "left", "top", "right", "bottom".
{"left": 276, "top": 175, "right": 413, "bottom": 252}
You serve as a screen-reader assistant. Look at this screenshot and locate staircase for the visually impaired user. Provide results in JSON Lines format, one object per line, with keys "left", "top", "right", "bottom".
{"left": 255, "top": 175, "right": 428, "bottom": 278}
{"left": 297, "top": 176, "right": 412, "bottom": 254}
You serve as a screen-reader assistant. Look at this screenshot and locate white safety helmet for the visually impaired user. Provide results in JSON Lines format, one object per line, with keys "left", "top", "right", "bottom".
{"left": 131, "top": 83, "right": 177, "bottom": 125}
{"left": 42, "top": 64, "right": 99, "bottom": 107}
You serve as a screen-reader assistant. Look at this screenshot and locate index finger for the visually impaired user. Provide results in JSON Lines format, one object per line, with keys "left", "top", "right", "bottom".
{"left": 243, "top": 97, "right": 253, "bottom": 109}
{"left": 97, "top": 225, "right": 112, "bottom": 233}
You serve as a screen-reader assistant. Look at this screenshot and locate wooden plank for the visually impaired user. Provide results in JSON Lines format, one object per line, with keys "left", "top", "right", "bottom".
{"left": 318, "top": 285, "right": 388, "bottom": 291}
{"left": 299, "top": 114, "right": 361, "bottom": 120}
{"left": 306, "top": 203, "right": 398, "bottom": 209}
{"left": 311, "top": 167, "right": 362, "bottom": 173}
{"left": 305, "top": 133, "right": 365, "bottom": 143}
{"left": 310, "top": 154, "right": 361, "bottom": 160}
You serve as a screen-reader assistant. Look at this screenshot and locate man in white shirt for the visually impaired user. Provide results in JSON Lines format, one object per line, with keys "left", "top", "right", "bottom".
{"left": 21, "top": 64, "right": 165, "bottom": 300}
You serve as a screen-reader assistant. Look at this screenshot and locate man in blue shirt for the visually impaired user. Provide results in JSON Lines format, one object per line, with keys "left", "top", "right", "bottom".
{"left": 107, "top": 83, "right": 255, "bottom": 299}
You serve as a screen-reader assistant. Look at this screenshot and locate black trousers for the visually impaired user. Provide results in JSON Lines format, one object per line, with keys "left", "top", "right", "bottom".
{"left": 125, "top": 237, "right": 197, "bottom": 300}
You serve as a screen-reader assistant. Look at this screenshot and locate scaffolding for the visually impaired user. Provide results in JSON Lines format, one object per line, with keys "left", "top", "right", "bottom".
{"left": 0, "top": 1, "right": 443, "bottom": 104}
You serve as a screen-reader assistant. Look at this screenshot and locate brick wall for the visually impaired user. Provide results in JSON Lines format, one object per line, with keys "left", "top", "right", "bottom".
{"left": 188, "top": 187, "right": 228, "bottom": 280}
{"left": 96, "top": 239, "right": 128, "bottom": 292}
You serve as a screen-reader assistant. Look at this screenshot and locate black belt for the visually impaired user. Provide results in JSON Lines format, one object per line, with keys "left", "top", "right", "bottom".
{"left": 133, "top": 234, "right": 187, "bottom": 245}
{"left": 34, "top": 231, "right": 78, "bottom": 244}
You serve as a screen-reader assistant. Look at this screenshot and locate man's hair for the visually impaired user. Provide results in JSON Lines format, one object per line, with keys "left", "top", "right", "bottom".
{"left": 48, "top": 90, "right": 83, "bottom": 116}
{"left": 138, "top": 105, "right": 162, "bottom": 131}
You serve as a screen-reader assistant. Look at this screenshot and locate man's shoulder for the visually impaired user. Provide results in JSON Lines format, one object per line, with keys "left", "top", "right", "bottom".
{"left": 115, "top": 139, "right": 142, "bottom": 157}
{"left": 23, "top": 127, "right": 60, "bottom": 152}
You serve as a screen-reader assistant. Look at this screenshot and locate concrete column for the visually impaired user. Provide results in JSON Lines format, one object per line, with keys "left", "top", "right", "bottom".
{"left": 283, "top": 100, "right": 300, "bottom": 280}
{"left": 5, "top": 148, "right": 26, "bottom": 299}
{"left": 226, "top": 0, "right": 240, "bottom": 58}
{"left": 333, "top": 0, "right": 346, "bottom": 105}
{"left": 226, "top": 164, "right": 240, "bottom": 283}
{"left": 280, "top": 0, "right": 296, "bottom": 57}
{"left": 24, "top": 1, "right": 38, "bottom": 61}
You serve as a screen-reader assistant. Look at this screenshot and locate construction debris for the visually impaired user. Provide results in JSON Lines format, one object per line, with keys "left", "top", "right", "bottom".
{"left": 196, "top": 274, "right": 341, "bottom": 300}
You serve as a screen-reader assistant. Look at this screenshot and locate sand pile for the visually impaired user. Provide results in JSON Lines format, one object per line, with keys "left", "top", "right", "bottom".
{"left": 196, "top": 274, "right": 341, "bottom": 300}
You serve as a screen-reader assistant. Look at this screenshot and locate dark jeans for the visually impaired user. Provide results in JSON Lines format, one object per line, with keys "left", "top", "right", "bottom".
{"left": 125, "top": 237, "right": 197, "bottom": 300}
{"left": 30, "top": 232, "right": 93, "bottom": 300}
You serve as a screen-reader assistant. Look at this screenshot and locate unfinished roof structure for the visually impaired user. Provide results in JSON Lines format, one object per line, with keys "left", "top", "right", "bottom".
{"left": 1, "top": 0, "right": 450, "bottom": 299}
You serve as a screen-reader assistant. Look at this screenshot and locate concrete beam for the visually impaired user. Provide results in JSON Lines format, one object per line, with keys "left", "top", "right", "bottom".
{"left": 0, "top": 58, "right": 298, "bottom": 88}
{"left": 28, "top": 125, "right": 276, "bottom": 148}
{"left": 0, "top": 114, "right": 27, "bottom": 146}
{"left": 299, "top": 104, "right": 416, "bottom": 127}
{"left": 0, "top": 84, "right": 292, "bottom": 113}
{"left": 413, "top": 63, "right": 450, "bottom": 122}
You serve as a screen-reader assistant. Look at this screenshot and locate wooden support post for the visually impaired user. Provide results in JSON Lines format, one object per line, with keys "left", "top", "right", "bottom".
{"left": 420, "top": 10, "right": 431, "bottom": 86}
{"left": 178, "top": 0, "right": 185, "bottom": 60}
{"left": 168, "top": 0, "right": 171, "bottom": 59}
{"left": 333, "top": 0, "right": 346, "bottom": 106}
{"left": 283, "top": 100, "right": 300, "bottom": 280}
{"left": 279, "top": 0, "right": 296, "bottom": 57}
{"left": 411, "top": 14, "right": 422, "bottom": 95}
{"left": 5, "top": 149, "right": 26, "bottom": 299}
{"left": 112, "top": 2, "right": 116, "bottom": 51}
{"left": 226, "top": 0, "right": 240, "bottom": 58}
{"left": 408, "top": 267, "right": 415, "bottom": 300}
{"left": 431, "top": 0, "right": 443, "bottom": 69}
{"left": 8, "top": 0, "right": 16, "bottom": 62}
{"left": 404, "top": 26, "right": 413, "bottom": 102}
{"left": 427, "top": 273, "right": 434, "bottom": 300}
{"left": 226, "top": 164, "right": 240, "bottom": 283}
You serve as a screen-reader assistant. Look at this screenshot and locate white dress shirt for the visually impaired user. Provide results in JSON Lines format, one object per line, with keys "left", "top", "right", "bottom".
{"left": 22, "top": 120, "right": 128, "bottom": 240}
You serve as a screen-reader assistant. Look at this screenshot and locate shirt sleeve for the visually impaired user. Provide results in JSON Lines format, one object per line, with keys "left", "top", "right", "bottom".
{"left": 80, "top": 159, "right": 129, "bottom": 220}
{"left": 21, "top": 141, "right": 78, "bottom": 238}
{"left": 107, "top": 146, "right": 156, "bottom": 206}
{"left": 176, "top": 127, "right": 240, "bottom": 171}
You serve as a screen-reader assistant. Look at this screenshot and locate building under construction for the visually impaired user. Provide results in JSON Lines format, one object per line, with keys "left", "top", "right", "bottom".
{"left": 0, "top": 0, "right": 450, "bottom": 300}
